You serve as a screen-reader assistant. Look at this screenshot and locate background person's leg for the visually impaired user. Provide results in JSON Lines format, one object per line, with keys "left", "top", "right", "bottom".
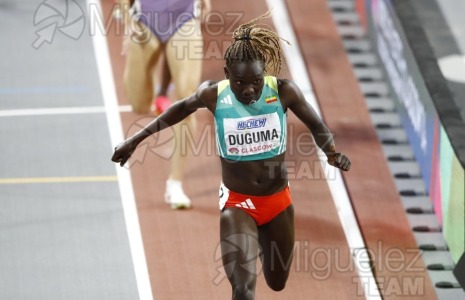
{"left": 123, "top": 21, "right": 163, "bottom": 114}
{"left": 220, "top": 208, "right": 260, "bottom": 300}
{"left": 154, "top": 56, "right": 172, "bottom": 114}
{"left": 163, "top": 18, "right": 203, "bottom": 207}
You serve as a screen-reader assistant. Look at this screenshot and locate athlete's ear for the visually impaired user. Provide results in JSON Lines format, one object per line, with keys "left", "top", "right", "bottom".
{"left": 223, "top": 66, "right": 229, "bottom": 79}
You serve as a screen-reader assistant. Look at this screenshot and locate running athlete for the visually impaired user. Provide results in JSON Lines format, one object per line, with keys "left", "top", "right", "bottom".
{"left": 112, "top": 12, "right": 351, "bottom": 300}
{"left": 119, "top": 0, "right": 211, "bottom": 209}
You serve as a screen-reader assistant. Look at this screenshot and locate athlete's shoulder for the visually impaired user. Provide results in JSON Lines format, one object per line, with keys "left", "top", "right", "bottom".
{"left": 276, "top": 78, "right": 301, "bottom": 94}
{"left": 276, "top": 78, "right": 293, "bottom": 87}
{"left": 197, "top": 80, "right": 219, "bottom": 107}
{"left": 199, "top": 79, "right": 220, "bottom": 93}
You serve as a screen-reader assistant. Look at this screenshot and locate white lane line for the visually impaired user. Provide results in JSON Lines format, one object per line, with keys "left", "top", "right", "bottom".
{"left": 88, "top": 1, "right": 153, "bottom": 299}
{"left": 0, "top": 176, "right": 118, "bottom": 184}
{"left": 265, "top": 1, "right": 381, "bottom": 299}
{"left": 0, "top": 105, "right": 132, "bottom": 117}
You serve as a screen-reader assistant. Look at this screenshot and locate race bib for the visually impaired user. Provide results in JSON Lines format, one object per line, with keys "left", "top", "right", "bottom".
{"left": 223, "top": 112, "right": 281, "bottom": 157}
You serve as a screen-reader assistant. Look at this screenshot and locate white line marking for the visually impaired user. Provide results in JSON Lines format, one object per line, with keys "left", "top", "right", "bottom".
{"left": 0, "top": 176, "right": 118, "bottom": 184}
{"left": 0, "top": 105, "right": 132, "bottom": 117}
{"left": 265, "top": 1, "right": 381, "bottom": 299}
{"left": 88, "top": 1, "right": 153, "bottom": 299}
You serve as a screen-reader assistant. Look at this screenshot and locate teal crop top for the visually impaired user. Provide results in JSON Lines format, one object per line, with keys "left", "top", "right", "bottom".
{"left": 214, "top": 76, "right": 287, "bottom": 161}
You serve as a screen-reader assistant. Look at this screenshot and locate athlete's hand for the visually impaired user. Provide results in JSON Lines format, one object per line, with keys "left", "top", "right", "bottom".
{"left": 112, "top": 139, "right": 137, "bottom": 167}
{"left": 327, "top": 152, "right": 351, "bottom": 171}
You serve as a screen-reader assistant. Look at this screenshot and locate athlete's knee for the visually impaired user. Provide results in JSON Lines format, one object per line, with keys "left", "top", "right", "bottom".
{"left": 268, "top": 281, "right": 286, "bottom": 292}
{"left": 267, "top": 279, "right": 287, "bottom": 292}
{"left": 126, "top": 94, "right": 152, "bottom": 114}
{"left": 264, "top": 272, "right": 289, "bottom": 292}
{"left": 130, "top": 102, "right": 151, "bottom": 114}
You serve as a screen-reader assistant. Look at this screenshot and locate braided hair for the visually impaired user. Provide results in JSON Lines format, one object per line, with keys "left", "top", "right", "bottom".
{"left": 224, "top": 11, "right": 289, "bottom": 76}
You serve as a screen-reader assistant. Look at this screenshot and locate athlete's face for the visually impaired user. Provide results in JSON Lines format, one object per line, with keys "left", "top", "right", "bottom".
{"left": 224, "top": 60, "right": 265, "bottom": 105}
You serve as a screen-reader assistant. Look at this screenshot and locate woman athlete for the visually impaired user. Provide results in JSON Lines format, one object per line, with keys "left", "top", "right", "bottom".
{"left": 112, "top": 11, "right": 351, "bottom": 300}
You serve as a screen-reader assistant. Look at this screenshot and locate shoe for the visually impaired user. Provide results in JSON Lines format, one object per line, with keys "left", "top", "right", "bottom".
{"left": 154, "top": 95, "right": 171, "bottom": 115}
{"left": 164, "top": 179, "right": 192, "bottom": 209}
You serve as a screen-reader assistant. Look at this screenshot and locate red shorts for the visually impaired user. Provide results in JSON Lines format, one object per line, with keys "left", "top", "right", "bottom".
{"left": 219, "top": 183, "right": 292, "bottom": 226}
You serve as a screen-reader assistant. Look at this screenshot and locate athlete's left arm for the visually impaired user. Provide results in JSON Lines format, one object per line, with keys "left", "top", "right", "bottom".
{"left": 278, "top": 79, "right": 351, "bottom": 171}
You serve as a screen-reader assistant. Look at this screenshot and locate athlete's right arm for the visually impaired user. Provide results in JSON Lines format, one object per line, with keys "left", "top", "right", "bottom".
{"left": 111, "top": 81, "right": 217, "bottom": 166}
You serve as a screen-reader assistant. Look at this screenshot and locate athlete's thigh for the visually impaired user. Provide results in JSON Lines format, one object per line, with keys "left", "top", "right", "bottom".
{"left": 258, "top": 205, "right": 295, "bottom": 283}
{"left": 220, "top": 208, "right": 260, "bottom": 284}
{"left": 164, "top": 18, "right": 203, "bottom": 99}
{"left": 124, "top": 21, "right": 163, "bottom": 111}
